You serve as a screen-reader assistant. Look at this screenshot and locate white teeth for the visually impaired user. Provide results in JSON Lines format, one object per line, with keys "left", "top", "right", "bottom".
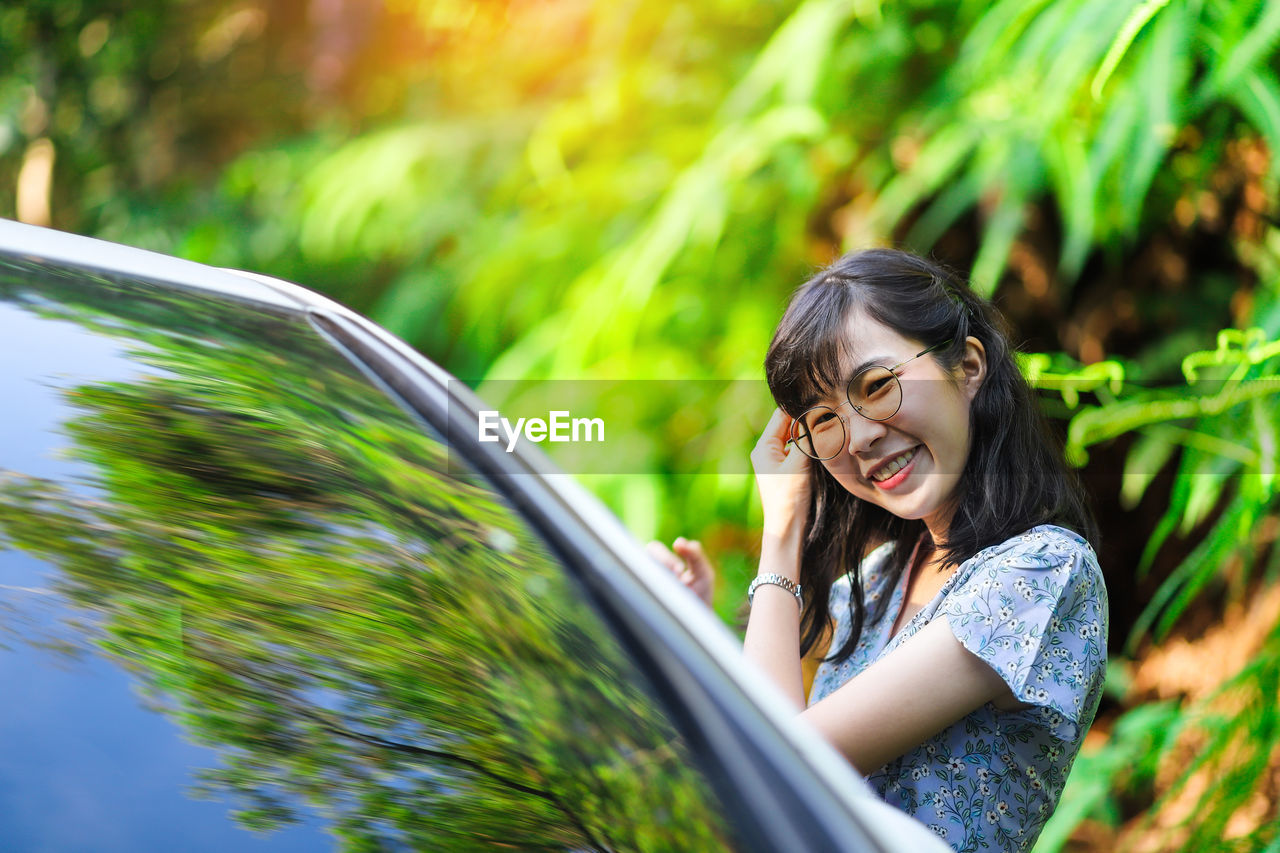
{"left": 871, "top": 448, "right": 917, "bottom": 482}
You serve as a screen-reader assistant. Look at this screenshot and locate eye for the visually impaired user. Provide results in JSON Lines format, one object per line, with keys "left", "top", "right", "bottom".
{"left": 865, "top": 376, "right": 892, "bottom": 396}
{"left": 799, "top": 407, "right": 841, "bottom": 434}
{"left": 854, "top": 367, "right": 895, "bottom": 399}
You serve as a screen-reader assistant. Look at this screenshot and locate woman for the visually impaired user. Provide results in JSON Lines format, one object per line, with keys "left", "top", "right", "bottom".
{"left": 651, "top": 249, "right": 1107, "bottom": 852}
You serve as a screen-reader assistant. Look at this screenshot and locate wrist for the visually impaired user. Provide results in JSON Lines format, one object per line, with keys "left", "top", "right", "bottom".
{"left": 759, "top": 528, "right": 803, "bottom": 579}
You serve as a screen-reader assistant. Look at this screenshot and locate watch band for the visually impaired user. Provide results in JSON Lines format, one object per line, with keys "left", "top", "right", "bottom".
{"left": 748, "top": 573, "right": 803, "bottom": 608}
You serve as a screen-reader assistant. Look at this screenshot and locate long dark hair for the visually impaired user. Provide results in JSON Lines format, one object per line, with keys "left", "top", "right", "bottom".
{"left": 764, "top": 249, "right": 1097, "bottom": 665}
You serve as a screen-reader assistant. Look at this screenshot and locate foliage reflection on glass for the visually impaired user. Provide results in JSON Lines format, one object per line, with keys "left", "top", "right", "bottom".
{"left": 0, "top": 263, "right": 735, "bottom": 852}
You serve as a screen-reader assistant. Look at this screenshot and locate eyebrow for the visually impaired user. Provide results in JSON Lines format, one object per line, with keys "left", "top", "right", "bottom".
{"left": 848, "top": 355, "right": 894, "bottom": 378}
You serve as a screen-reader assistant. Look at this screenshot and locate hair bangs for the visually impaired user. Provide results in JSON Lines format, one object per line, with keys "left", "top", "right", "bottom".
{"left": 765, "top": 275, "right": 861, "bottom": 416}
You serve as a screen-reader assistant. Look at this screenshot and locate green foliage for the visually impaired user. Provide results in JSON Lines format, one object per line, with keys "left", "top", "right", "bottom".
{"left": 870, "top": 0, "right": 1280, "bottom": 287}
{"left": 1028, "top": 325, "right": 1280, "bottom": 645}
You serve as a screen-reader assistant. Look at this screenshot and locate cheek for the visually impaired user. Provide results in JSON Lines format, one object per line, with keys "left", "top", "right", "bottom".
{"left": 937, "top": 424, "right": 974, "bottom": 476}
{"left": 905, "top": 391, "right": 971, "bottom": 456}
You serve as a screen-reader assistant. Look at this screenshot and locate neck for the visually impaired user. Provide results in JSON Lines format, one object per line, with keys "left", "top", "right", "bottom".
{"left": 921, "top": 503, "right": 956, "bottom": 548}
{"left": 911, "top": 532, "right": 946, "bottom": 573}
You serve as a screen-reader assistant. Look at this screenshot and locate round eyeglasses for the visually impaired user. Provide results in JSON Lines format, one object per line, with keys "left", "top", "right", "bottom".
{"left": 789, "top": 340, "right": 952, "bottom": 460}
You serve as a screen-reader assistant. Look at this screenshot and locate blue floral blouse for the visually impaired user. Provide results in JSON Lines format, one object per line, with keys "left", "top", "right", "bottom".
{"left": 808, "top": 525, "right": 1108, "bottom": 853}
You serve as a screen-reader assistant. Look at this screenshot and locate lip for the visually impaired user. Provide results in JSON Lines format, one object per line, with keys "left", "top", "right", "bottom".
{"left": 867, "top": 446, "right": 920, "bottom": 491}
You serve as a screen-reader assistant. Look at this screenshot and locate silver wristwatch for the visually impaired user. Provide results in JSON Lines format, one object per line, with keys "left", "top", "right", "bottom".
{"left": 748, "top": 573, "right": 803, "bottom": 608}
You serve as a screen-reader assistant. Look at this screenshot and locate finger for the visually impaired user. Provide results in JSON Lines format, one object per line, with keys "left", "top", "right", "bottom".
{"left": 753, "top": 411, "right": 801, "bottom": 473}
{"left": 672, "top": 537, "right": 708, "bottom": 569}
{"left": 779, "top": 441, "right": 813, "bottom": 474}
{"left": 772, "top": 408, "right": 796, "bottom": 441}
{"left": 645, "top": 540, "right": 683, "bottom": 574}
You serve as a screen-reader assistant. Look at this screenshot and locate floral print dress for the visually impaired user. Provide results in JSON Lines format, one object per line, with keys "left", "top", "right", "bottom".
{"left": 808, "top": 525, "right": 1108, "bottom": 853}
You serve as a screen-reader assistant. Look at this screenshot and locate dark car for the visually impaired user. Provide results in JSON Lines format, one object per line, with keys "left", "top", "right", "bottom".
{"left": 0, "top": 220, "right": 946, "bottom": 851}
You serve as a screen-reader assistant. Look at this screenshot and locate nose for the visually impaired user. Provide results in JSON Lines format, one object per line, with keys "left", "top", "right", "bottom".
{"left": 844, "top": 408, "right": 888, "bottom": 454}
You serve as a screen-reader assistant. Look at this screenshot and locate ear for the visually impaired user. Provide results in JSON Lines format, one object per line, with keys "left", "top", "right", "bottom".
{"left": 956, "top": 336, "right": 986, "bottom": 401}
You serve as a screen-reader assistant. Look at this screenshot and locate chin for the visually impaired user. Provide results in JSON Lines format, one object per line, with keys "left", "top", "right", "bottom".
{"left": 866, "top": 487, "right": 944, "bottom": 524}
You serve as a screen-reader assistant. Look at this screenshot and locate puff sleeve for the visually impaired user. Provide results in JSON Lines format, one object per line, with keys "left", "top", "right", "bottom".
{"left": 938, "top": 529, "right": 1108, "bottom": 743}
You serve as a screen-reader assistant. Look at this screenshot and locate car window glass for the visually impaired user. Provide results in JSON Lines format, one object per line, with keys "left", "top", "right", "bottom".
{"left": 0, "top": 259, "right": 741, "bottom": 851}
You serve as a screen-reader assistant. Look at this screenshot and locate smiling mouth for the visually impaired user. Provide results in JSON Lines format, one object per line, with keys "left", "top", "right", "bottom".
{"left": 870, "top": 447, "right": 918, "bottom": 482}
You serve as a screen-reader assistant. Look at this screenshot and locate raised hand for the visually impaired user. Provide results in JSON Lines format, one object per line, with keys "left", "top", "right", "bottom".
{"left": 646, "top": 537, "right": 715, "bottom": 608}
{"left": 750, "top": 407, "right": 812, "bottom": 546}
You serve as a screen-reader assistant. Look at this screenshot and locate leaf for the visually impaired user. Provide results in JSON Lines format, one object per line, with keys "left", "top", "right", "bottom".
{"left": 1130, "top": 492, "right": 1250, "bottom": 645}
{"left": 1178, "top": 449, "right": 1235, "bottom": 534}
{"left": 1118, "top": 1, "right": 1188, "bottom": 231}
{"left": 1193, "top": 0, "right": 1280, "bottom": 108}
{"left": 367, "top": 267, "right": 450, "bottom": 345}
{"left": 1121, "top": 427, "right": 1179, "bottom": 510}
{"left": 905, "top": 167, "right": 985, "bottom": 251}
{"left": 872, "top": 124, "right": 982, "bottom": 234}
{"left": 716, "top": 0, "right": 855, "bottom": 120}
{"left": 1091, "top": 0, "right": 1173, "bottom": 101}
{"left": 1044, "top": 129, "right": 1096, "bottom": 281}
{"left": 970, "top": 144, "right": 1044, "bottom": 294}
{"left": 1254, "top": 395, "right": 1279, "bottom": 495}
{"left": 1087, "top": 90, "right": 1143, "bottom": 236}
{"left": 957, "top": 0, "right": 1059, "bottom": 82}
{"left": 970, "top": 194, "right": 1026, "bottom": 296}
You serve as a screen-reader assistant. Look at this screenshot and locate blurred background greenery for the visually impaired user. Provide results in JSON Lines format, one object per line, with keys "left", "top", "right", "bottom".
{"left": 3, "top": 0, "right": 1280, "bottom": 848}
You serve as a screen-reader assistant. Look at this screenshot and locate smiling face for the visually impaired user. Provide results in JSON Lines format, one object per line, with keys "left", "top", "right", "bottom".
{"left": 815, "top": 308, "right": 986, "bottom": 541}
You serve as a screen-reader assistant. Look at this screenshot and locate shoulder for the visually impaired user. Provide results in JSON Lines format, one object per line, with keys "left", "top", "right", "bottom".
{"left": 948, "top": 525, "right": 1107, "bottom": 618}
{"left": 980, "top": 524, "right": 1093, "bottom": 558}
{"left": 1013, "top": 524, "right": 1096, "bottom": 559}
{"left": 939, "top": 525, "right": 1108, "bottom": 743}
{"left": 967, "top": 525, "right": 1101, "bottom": 579}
